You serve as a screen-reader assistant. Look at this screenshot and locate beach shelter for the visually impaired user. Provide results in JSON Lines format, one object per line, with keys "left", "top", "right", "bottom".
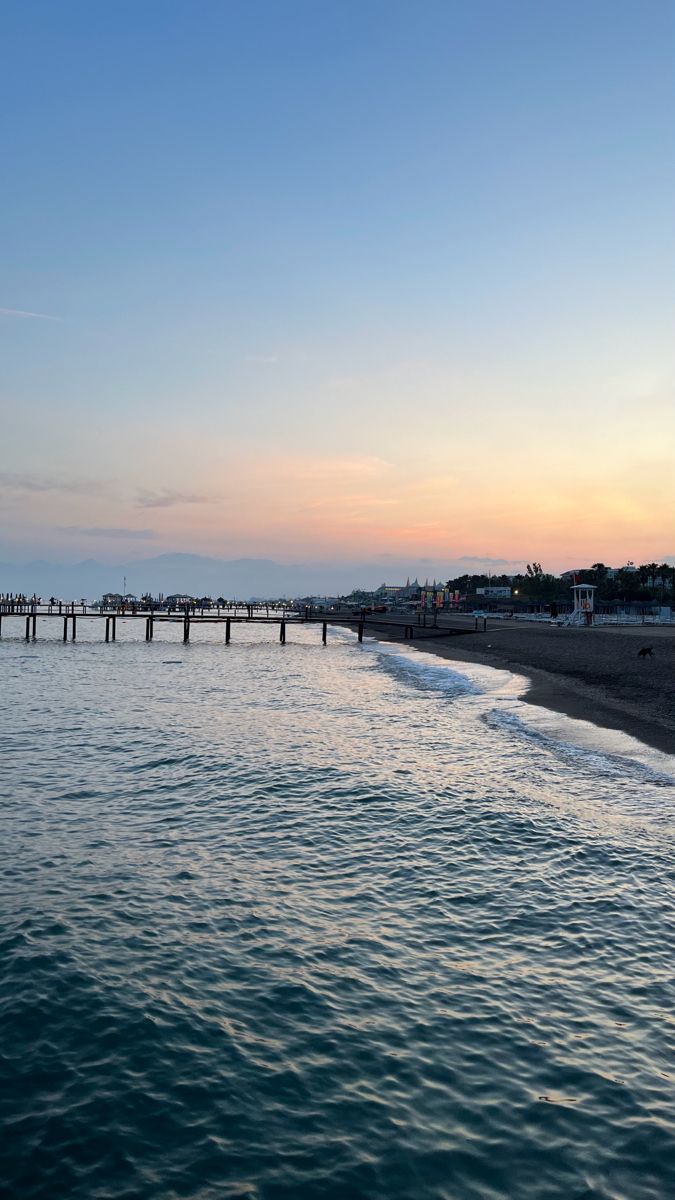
{"left": 568, "top": 583, "right": 596, "bottom": 626}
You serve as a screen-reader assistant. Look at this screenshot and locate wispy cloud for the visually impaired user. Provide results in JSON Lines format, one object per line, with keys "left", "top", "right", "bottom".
{"left": 135, "top": 487, "right": 211, "bottom": 509}
{"left": 245, "top": 354, "right": 279, "bottom": 365}
{"left": 0, "top": 307, "right": 60, "bottom": 321}
{"left": 294, "top": 456, "right": 393, "bottom": 482}
{"left": 0, "top": 472, "right": 102, "bottom": 496}
{"left": 59, "top": 526, "right": 156, "bottom": 540}
{"left": 458, "top": 555, "right": 519, "bottom": 566}
{"left": 305, "top": 493, "right": 397, "bottom": 513}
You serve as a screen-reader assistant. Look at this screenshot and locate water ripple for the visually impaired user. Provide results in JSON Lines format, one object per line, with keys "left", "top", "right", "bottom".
{"left": 1, "top": 625, "right": 674, "bottom": 1198}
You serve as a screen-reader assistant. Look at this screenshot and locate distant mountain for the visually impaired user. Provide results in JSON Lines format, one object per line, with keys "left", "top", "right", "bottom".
{"left": 0, "top": 553, "right": 460, "bottom": 600}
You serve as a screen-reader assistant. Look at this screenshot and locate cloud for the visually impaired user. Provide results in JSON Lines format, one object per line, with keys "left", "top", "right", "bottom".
{"left": 457, "top": 555, "right": 520, "bottom": 566}
{"left": 245, "top": 354, "right": 279, "bottom": 364}
{"left": 294, "top": 456, "right": 393, "bottom": 482}
{"left": 59, "top": 526, "right": 156, "bottom": 539}
{"left": 0, "top": 307, "right": 59, "bottom": 321}
{"left": 0, "top": 472, "right": 102, "bottom": 496}
{"left": 304, "top": 493, "right": 397, "bottom": 514}
{"left": 135, "top": 487, "right": 211, "bottom": 509}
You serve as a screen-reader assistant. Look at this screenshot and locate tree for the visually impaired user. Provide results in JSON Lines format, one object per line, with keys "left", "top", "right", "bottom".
{"left": 646, "top": 563, "right": 659, "bottom": 592}
{"left": 637, "top": 565, "right": 649, "bottom": 591}
{"left": 658, "top": 564, "right": 674, "bottom": 601}
{"left": 590, "top": 563, "right": 619, "bottom": 599}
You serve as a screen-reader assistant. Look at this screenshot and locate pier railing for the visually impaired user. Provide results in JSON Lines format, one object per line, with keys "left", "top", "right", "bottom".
{"left": 0, "top": 603, "right": 479, "bottom": 646}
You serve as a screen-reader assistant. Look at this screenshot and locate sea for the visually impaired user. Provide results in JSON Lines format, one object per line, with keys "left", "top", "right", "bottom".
{"left": 2, "top": 617, "right": 674, "bottom": 1200}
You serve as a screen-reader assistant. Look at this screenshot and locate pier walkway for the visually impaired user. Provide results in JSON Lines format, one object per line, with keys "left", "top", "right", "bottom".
{"left": 0, "top": 602, "right": 479, "bottom": 646}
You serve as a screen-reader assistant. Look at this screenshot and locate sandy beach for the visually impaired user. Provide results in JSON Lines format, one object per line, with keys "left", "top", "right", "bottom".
{"left": 353, "top": 615, "right": 675, "bottom": 756}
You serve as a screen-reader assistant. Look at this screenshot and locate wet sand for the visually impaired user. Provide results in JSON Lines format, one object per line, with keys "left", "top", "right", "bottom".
{"left": 351, "top": 615, "right": 675, "bottom": 756}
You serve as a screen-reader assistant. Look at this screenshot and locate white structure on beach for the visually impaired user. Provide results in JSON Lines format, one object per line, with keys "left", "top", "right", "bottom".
{"left": 564, "top": 583, "right": 596, "bottom": 626}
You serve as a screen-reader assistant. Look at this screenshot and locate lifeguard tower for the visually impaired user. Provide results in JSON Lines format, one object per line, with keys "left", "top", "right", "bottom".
{"left": 564, "top": 583, "right": 596, "bottom": 626}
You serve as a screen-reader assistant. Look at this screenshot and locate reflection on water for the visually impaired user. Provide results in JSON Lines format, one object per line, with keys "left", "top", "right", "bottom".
{"left": 1, "top": 619, "right": 674, "bottom": 1199}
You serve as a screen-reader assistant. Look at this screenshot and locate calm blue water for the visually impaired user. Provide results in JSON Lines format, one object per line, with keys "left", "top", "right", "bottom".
{"left": 2, "top": 618, "right": 675, "bottom": 1200}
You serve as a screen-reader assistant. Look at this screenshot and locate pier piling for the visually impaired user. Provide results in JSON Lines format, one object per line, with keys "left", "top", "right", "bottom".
{"left": 0, "top": 606, "right": 479, "bottom": 652}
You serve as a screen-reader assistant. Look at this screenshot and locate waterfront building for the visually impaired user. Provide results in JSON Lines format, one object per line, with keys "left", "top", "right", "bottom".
{"left": 476, "top": 586, "right": 511, "bottom": 598}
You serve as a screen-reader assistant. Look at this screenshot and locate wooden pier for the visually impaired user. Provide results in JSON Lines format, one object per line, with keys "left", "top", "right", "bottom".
{"left": 0, "top": 602, "right": 479, "bottom": 647}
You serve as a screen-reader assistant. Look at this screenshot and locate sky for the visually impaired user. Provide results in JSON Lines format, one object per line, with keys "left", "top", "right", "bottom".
{"left": 1, "top": 0, "right": 674, "bottom": 578}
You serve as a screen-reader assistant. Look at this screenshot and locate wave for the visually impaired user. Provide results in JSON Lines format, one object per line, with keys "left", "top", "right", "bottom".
{"left": 341, "top": 624, "right": 675, "bottom": 793}
{"left": 484, "top": 705, "right": 675, "bottom": 791}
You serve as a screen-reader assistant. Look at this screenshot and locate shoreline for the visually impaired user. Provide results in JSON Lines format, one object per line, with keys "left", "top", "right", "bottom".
{"left": 347, "top": 617, "right": 675, "bottom": 757}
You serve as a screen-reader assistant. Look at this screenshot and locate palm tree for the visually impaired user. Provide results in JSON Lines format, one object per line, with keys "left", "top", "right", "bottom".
{"left": 591, "top": 562, "right": 608, "bottom": 592}
{"left": 637, "top": 564, "right": 649, "bottom": 591}
{"left": 658, "top": 564, "right": 674, "bottom": 600}
{"left": 646, "top": 563, "right": 659, "bottom": 593}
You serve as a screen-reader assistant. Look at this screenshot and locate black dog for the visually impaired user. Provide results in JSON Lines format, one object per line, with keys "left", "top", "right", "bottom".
{"left": 637, "top": 646, "right": 654, "bottom": 658}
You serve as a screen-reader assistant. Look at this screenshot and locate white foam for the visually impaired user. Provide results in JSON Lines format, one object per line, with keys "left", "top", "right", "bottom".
{"left": 337, "top": 624, "right": 675, "bottom": 790}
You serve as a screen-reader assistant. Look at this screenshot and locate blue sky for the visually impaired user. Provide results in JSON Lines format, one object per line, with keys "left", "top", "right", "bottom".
{"left": 2, "top": 1, "right": 674, "bottom": 571}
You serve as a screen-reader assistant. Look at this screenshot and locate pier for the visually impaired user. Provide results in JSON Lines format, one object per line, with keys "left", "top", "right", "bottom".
{"left": 0, "top": 601, "right": 479, "bottom": 647}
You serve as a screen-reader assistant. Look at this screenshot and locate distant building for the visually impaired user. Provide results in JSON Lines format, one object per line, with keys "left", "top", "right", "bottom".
{"left": 302, "top": 596, "right": 341, "bottom": 611}
{"left": 374, "top": 578, "right": 421, "bottom": 602}
{"left": 476, "top": 586, "right": 511, "bottom": 598}
{"left": 562, "top": 564, "right": 635, "bottom": 582}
